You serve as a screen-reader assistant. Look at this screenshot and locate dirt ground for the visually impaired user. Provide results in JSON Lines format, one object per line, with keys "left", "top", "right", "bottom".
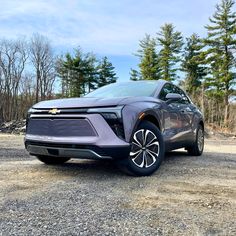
{"left": 0, "top": 134, "right": 235, "bottom": 236}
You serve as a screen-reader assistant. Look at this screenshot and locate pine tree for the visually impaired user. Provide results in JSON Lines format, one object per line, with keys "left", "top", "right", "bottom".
{"left": 182, "top": 34, "right": 207, "bottom": 96}
{"left": 204, "top": 0, "right": 236, "bottom": 125}
{"left": 72, "top": 49, "right": 89, "bottom": 96}
{"left": 57, "top": 49, "right": 100, "bottom": 97}
{"left": 60, "top": 52, "right": 82, "bottom": 97}
{"left": 56, "top": 56, "right": 70, "bottom": 97}
{"left": 130, "top": 68, "right": 140, "bottom": 81}
{"left": 157, "top": 23, "right": 183, "bottom": 81}
{"left": 136, "top": 34, "right": 160, "bottom": 80}
{"left": 83, "top": 53, "right": 98, "bottom": 93}
{"left": 97, "top": 57, "right": 117, "bottom": 87}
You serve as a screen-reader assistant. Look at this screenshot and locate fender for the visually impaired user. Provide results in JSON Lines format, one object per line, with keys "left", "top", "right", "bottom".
{"left": 122, "top": 101, "right": 163, "bottom": 143}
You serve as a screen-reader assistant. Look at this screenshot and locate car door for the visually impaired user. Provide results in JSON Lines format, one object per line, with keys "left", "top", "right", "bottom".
{"left": 158, "top": 83, "right": 184, "bottom": 148}
{"left": 173, "top": 86, "right": 195, "bottom": 142}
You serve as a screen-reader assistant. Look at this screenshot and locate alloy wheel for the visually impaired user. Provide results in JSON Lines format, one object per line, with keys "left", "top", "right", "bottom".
{"left": 130, "top": 129, "right": 160, "bottom": 168}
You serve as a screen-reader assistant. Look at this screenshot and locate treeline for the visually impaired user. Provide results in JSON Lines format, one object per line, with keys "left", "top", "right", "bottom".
{"left": 0, "top": 34, "right": 56, "bottom": 122}
{"left": 57, "top": 50, "right": 117, "bottom": 98}
{"left": 0, "top": 0, "right": 235, "bottom": 131}
{"left": 131, "top": 0, "right": 236, "bottom": 129}
{"left": 0, "top": 35, "right": 117, "bottom": 123}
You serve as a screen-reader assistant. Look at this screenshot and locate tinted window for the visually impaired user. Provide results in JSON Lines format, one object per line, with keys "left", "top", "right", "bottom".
{"left": 174, "top": 86, "right": 190, "bottom": 104}
{"left": 84, "top": 81, "right": 158, "bottom": 98}
{"left": 159, "top": 83, "right": 190, "bottom": 104}
{"left": 159, "top": 83, "right": 176, "bottom": 101}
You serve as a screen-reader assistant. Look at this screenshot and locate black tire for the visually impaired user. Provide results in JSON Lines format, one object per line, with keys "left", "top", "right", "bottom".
{"left": 118, "top": 121, "right": 165, "bottom": 176}
{"left": 187, "top": 124, "right": 204, "bottom": 156}
{"left": 36, "top": 155, "right": 70, "bottom": 165}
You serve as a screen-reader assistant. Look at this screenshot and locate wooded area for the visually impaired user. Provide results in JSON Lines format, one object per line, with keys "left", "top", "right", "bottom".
{"left": 0, "top": 0, "right": 235, "bottom": 131}
{"left": 0, "top": 35, "right": 117, "bottom": 123}
{"left": 131, "top": 0, "right": 236, "bottom": 130}
{"left": 0, "top": 34, "right": 57, "bottom": 122}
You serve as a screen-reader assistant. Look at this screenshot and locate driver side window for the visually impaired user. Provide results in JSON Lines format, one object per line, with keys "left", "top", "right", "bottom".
{"left": 174, "top": 86, "right": 190, "bottom": 104}
{"left": 159, "top": 83, "right": 190, "bottom": 104}
{"left": 159, "top": 83, "right": 176, "bottom": 101}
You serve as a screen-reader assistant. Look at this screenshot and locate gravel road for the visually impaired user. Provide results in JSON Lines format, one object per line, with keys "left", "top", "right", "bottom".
{"left": 0, "top": 134, "right": 235, "bottom": 236}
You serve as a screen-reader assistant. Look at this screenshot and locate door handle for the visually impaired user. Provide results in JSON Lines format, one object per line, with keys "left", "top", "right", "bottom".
{"left": 181, "top": 109, "right": 187, "bottom": 114}
{"left": 181, "top": 107, "right": 192, "bottom": 113}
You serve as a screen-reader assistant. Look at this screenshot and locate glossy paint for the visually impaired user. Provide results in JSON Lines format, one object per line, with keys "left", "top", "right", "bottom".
{"left": 26, "top": 80, "right": 204, "bottom": 159}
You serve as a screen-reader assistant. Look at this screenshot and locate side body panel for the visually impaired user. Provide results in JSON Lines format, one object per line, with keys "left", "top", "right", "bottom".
{"left": 122, "top": 100, "right": 203, "bottom": 151}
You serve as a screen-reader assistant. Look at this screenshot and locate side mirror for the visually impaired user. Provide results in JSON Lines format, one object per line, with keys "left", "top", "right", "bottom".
{"left": 165, "top": 93, "right": 182, "bottom": 104}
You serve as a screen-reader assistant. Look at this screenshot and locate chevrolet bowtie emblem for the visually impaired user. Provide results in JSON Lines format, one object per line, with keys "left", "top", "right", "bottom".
{"left": 49, "top": 108, "right": 60, "bottom": 115}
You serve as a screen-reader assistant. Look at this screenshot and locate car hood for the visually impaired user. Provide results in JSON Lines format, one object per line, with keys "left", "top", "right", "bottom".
{"left": 33, "top": 96, "right": 159, "bottom": 109}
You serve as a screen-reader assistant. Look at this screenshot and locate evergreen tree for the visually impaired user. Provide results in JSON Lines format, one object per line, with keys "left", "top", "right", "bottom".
{"left": 59, "top": 52, "right": 83, "bottom": 97}
{"left": 157, "top": 23, "right": 183, "bottom": 81}
{"left": 136, "top": 34, "right": 160, "bottom": 80}
{"left": 130, "top": 68, "right": 140, "bottom": 81}
{"left": 97, "top": 57, "right": 117, "bottom": 87}
{"left": 84, "top": 53, "right": 99, "bottom": 93}
{"left": 71, "top": 49, "right": 89, "bottom": 96}
{"left": 56, "top": 56, "right": 70, "bottom": 97}
{"left": 182, "top": 34, "right": 207, "bottom": 95}
{"left": 57, "top": 49, "right": 100, "bottom": 97}
{"left": 204, "top": 0, "right": 236, "bottom": 124}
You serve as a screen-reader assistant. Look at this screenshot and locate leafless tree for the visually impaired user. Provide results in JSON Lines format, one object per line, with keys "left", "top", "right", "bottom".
{"left": 17, "top": 73, "right": 36, "bottom": 119}
{"left": 30, "top": 33, "right": 56, "bottom": 102}
{"left": 0, "top": 39, "right": 28, "bottom": 121}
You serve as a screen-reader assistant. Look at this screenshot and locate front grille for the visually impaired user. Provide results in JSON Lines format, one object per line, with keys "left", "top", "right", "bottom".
{"left": 27, "top": 118, "right": 96, "bottom": 137}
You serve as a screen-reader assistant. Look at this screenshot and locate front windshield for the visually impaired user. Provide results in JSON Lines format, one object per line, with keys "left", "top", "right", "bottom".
{"left": 84, "top": 81, "right": 158, "bottom": 98}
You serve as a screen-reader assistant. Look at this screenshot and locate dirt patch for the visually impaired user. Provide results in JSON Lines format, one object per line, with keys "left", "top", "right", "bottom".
{"left": 0, "top": 135, "right": 235, "bottom": 235}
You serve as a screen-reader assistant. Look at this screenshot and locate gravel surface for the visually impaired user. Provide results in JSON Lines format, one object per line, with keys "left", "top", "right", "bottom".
{"left": 0, "top": 134, "right": 235, "bottom": 236}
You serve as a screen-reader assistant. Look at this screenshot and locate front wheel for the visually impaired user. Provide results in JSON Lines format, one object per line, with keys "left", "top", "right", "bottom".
{"left": 36, "top": 155, "right": 70, "bottom": 165}
{"left": 118, "top": 121, "right": 164, "bottom": 176}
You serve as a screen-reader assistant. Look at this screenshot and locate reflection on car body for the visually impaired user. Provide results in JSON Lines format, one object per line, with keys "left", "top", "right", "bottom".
{"left": 25, "top": 79, "right": 204, "bottom": 176}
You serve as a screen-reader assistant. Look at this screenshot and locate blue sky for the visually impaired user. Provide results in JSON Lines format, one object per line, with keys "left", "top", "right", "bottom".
{"left": 0, "top": 0, "right": 223, "bottom": 81}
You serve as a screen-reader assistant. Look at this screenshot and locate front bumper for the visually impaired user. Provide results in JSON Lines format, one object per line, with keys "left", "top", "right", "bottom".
{"left": 25, "top": 113, "right": 131, "bottom": 160}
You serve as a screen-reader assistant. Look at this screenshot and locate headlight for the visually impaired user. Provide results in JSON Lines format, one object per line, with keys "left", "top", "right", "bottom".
{"left": 87, "top": 106, "right": 125, "bottom": 139}
{"left": 28, "top": 108, "right": 37, "bottom": 114}
{"left": 87, "top": 106, "right": 124, "bottom": 119}
{"left": 26, "top": 108, "right": 36, "bottom": 127}
{"left": 27, "top": 108, "right": 37, "bottom": 118}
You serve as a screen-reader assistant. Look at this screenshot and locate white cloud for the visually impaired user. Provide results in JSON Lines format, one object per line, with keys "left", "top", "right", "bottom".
{"left": 0, "top": 0, "right": 221, "bottom": 55}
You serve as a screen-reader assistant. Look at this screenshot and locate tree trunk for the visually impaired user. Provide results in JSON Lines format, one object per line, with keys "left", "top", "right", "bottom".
{"left": 36, "top": 68, "right": 40, "bottom": 103}
{"left": 201, "top": 84, "right": 205, "bottom": 118}
{"left": 224, "top": 95, "right": 229, "bottom": 126}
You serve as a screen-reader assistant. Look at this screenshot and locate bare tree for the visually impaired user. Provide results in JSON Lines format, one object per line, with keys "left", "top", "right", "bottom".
{"left": 17, "top": 73, "right": 36, "bottom": 119}
{"left": 30, "top": 33, "right": 56, "bottom": 102}
{"left": 0, "top": 39, "right": 28, "bottom": 121}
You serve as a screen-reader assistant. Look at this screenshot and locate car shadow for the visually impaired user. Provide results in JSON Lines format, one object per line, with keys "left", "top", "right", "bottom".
{"left": 1, "top": 147, "right": 215, "bottom": 178}
{"left": 164, "top": 150, "right": 190, "bottom": 161}
{"left": 41, "top": 150, "right": 191, "bottom": 178}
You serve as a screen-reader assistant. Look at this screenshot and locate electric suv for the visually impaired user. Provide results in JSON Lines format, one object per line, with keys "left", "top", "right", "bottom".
{"left": 25, "top": 80, "right": 204, "bottom": 176}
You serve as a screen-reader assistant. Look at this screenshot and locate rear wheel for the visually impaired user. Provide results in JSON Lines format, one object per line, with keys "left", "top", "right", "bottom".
{"left": 118, "top": 121, "right": 164, "bottom": 176}
{"left": 187, "top": 125, "right": 204, "bottom": 156}
{"left": 36, "top": 155, "right": 70, "bottom": 165}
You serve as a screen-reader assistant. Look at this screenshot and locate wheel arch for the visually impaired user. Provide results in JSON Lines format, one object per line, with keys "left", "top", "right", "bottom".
{"left": 122, "top": 103, "right": 163, "bottom": 143}
{"left": 141, "top": 114, "right": 161, "bottom": 130}
{"left": 129, "top": 111, "right": 162, "bottom": 142}
{"left": 199, "top": 120, "right": 204, "bottom": 130}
